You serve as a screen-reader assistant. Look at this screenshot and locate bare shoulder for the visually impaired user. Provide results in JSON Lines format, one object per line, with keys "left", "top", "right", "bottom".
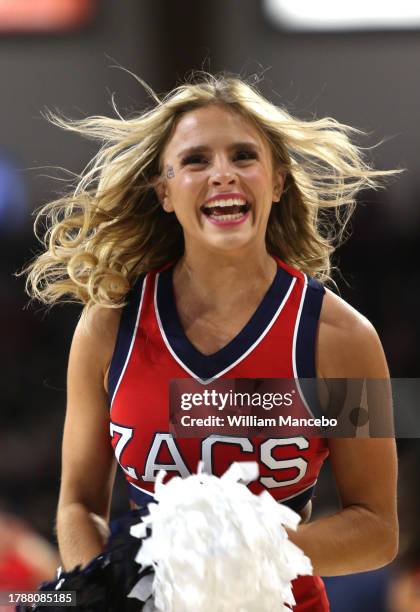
{"left": 316, "top": 289, "right": 389, "bottom": 378}
{"left": 78, "top": 303, "right": 122, "bottom": 346}
{"left": 71, "top": 304, "right": 122, "bottom": 388}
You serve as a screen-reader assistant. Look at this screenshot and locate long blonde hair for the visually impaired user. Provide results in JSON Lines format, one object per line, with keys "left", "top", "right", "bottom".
{"left": 22, "top": 72, "right": 395, "bottom": 309}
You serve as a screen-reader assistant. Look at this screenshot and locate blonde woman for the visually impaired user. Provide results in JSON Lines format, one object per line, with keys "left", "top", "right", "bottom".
{"left": 24, "top": 74, "right": 398, "bottom": 610}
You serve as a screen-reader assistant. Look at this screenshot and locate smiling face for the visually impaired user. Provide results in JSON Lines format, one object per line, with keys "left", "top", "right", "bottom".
{"left": 157, "top": 104, "right": 285, "bottom": 258}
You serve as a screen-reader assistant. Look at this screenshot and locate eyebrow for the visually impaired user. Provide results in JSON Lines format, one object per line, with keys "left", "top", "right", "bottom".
{"left": 176, "top": 141, "right": 261, "bottom": 159}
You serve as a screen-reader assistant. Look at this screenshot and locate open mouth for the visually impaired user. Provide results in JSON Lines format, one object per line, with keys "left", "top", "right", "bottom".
{"left": 201, "top": 198, "right": 251, "bottom": 221}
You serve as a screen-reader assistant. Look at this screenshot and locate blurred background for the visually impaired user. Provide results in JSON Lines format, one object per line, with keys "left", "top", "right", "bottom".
{"left": 0, "top": 1, "right": 419, "bottom": 610}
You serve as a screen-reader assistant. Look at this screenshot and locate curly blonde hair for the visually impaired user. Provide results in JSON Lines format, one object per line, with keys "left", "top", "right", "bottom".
{"left": 22, "top": 72, "right": 396, "bottom": 309}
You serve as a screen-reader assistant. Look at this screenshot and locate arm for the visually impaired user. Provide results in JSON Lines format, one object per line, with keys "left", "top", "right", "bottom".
{"left": 56, "top": 305, "right": 121, "bottom": 570}
{"left": 287, "top": 290, "right": 398, "bottom": 576}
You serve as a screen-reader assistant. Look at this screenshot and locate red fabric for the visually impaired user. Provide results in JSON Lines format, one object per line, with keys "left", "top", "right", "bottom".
{"left": 110, "top": 258, "right": 331, "bottom": 610}
{"left": 110, "top": 261, "right": 329, "bottom": 505}
{"left": 0, "top": 551, "right": 40, "bottom": 590}
{"left": 292, "top": 575, "right": 330, "bottom": 611}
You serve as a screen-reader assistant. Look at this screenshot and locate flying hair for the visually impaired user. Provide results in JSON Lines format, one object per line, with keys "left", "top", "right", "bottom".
{"left": 21, "top": 71, "right": 400, "bottom": 311}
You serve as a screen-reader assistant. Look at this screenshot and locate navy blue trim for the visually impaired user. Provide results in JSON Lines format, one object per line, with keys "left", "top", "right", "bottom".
{"left": 128, "top": 483, "right": 154, "bottom": 506}
{"left": 281, "top": 484, "right": 315, "bottom": 512}
{"left": 127, "top": 480, "right": 313, "bottom": 511}
{"left": 295, "top": 277, "right": 325, "bottom": 419}
{"left": 108, "top": 275, "right": 146, "bottom": 405}
{"left": 157, "top": 264, "right": 294, "bottom": 380}
{"left": 295, "top": 277, "right": 325, "bottom": 378}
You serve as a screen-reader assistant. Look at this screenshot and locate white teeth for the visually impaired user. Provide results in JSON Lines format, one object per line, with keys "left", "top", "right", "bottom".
{"left": 209, "top": 212, "right": 246, "bottom": 221}
{"left": 203, "top": 198, "right": 247, "bottom": 209}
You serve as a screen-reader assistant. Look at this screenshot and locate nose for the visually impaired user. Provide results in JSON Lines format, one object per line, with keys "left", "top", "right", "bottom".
{"left": 208, "top": 157, "right": 238, "bottom": 187}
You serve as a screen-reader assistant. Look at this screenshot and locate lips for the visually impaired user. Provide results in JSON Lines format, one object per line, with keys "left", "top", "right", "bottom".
{"left": 201, "top": 197, "right": 251, "bottom": 221}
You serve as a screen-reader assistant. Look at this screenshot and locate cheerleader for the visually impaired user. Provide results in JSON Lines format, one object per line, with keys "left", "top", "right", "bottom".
{"left": 23, "top": 73, "right": 399, "bottom": 611}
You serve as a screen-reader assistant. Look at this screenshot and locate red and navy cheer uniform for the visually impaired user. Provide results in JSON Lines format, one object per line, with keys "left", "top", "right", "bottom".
{"left": 109, "top": 257, "right": 330, "bottom": 611}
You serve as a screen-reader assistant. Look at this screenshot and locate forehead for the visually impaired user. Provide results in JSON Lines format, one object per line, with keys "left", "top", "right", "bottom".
{"left": 163, "top": 104, "right": 269, "bottom": 157}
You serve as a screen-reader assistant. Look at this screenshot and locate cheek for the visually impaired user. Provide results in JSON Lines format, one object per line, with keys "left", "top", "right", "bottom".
{"left": 182, "top": 174, "right": 202, "bottom": 189}
{"left": 170, "top": 173, "right": 203, "bottom": 198}
{"left": 246, "top": 171, "right": 275, "bottom": 208}
{"left": 167, "top": 175, "right": 203, "bottom": 221}
{"left": 243, "top": 167, "right": 272, "bottom": 190}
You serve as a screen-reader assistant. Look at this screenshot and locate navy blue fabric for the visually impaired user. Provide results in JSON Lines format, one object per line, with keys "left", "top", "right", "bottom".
{"left": 128, "top": 478, "right": 312, "bottom": 512}
{"left": 128, "top": 484, "right": 154, "bottom": 507}
{"left": 108, "top": 275, "right": 145, "bottom": 405}
{"left": 156, "top": 264, "right": 294, "bottom": 381}
{"left": 295, "top": 277, "right": 325, "bottom": 378}
{"left": 295, "top": 277, "right": 325, "bottom": 420}
{"left": 281, "top": 485, "right": 315, "bottom": 512}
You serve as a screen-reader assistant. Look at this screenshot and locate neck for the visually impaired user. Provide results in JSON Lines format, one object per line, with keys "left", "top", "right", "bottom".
{"left": 173, "top": 246, "right": 277, "bottom": 311}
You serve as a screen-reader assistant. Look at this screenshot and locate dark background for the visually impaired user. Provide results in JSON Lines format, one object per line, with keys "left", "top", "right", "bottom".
{"left": 1, "top": 1, "right": 418, "bottom": 609}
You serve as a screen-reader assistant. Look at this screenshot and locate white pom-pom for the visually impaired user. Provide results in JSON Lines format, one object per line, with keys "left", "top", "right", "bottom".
{"left": 129, "top": 462, "right": 312, "bottom": 611}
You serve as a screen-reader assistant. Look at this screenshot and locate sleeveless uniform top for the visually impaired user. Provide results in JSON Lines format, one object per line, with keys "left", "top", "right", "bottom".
{"left": 109, "top": 257, "right": 330, "bottom": 611}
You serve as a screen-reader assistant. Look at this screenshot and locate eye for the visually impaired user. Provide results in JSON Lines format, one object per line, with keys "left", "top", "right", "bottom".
{"left": 233, "top": 149, "right": 258, "bottom": 162}
{"left": 181, "top": 154, "right": 209, "bottom": 166}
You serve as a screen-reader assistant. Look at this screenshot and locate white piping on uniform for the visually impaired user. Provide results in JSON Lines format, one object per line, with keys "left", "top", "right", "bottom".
{"left": 128, "top": 480, "right": 156, "bottom": 499}
{"left": 155, "top": 273, "right": 296, "bottom": 385}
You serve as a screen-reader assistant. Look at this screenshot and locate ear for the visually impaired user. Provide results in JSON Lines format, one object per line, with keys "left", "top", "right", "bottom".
{"left": 272, "top": 169, "right": 287, "bottom": 203}
{"left": 153, "top": 175, "right": 173, "bottom": 212}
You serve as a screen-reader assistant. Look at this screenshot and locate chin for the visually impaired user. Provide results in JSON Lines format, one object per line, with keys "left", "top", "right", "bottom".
{"left": 204, "top": 234, "right": 256, "bottom": 254}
